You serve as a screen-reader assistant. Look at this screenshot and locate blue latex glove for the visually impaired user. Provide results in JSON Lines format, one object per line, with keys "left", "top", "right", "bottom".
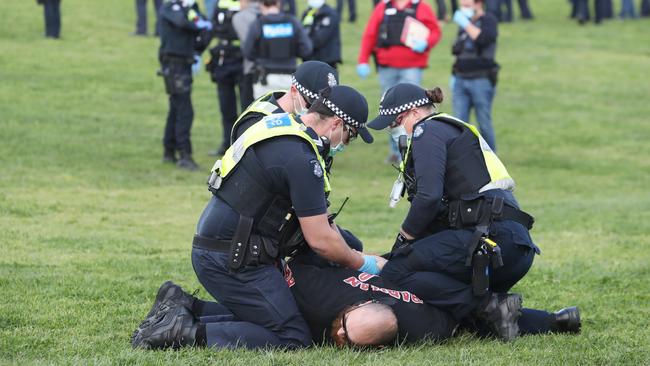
{"left": 411, "top": 39, "right": 427, "bottom": 53}
{"left": 195, "top": 18, "right": 213, "bottom": 31}
{"left": 453, "top": 10, "right": 471, "bottom": 28}
{"left": 191, "top": 55, "right": 202, "bottom": 75}
{"left": 356, "top": 63, "right": 370, "bottom": 79}
{"left": 358, "top": 255, "right": 381, "bottom": 275}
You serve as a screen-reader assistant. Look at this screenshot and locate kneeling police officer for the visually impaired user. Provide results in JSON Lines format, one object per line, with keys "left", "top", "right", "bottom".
{"left": 159, "top": 0, "right": 213, "bottom": 170}
{"left": 366, "top": 83, "right": 541, "bottom": 341}
{"left": 134, "top": 85, "right": 382, "bottom": 349}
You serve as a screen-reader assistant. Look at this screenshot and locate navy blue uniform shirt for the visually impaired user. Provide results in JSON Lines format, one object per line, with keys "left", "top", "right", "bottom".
{"left": 402, "top": 118, "right": 518, "bottom": 238}
{"left": 197, "top": 125, "right": 328, "bottom": 239}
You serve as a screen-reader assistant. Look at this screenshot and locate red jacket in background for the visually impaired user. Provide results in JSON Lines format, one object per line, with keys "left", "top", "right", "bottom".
{"left": 358, "top": 0, "right": 441, "bottom": 68}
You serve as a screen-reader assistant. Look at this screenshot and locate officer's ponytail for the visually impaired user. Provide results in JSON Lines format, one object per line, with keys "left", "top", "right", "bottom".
{"left": 425, "top": 87, "right": 444, "bottom": 104}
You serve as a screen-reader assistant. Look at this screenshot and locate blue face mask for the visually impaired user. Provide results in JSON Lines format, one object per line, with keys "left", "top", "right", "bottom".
{"left": 328, "top": 126, "right": 345, "bottom": 157}
{"left": 461, "top": 6, "right": 475, "bottom": 18}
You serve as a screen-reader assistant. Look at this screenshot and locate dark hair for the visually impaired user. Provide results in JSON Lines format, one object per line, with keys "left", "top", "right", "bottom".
{"left": 425, "top": 87, "right": 444, "bottom": 104}
{"left": 262, "top": 0, "right": 278, "bottom": 6}
{"left": 307, "top": 88, "right": 336, "bottom": 119}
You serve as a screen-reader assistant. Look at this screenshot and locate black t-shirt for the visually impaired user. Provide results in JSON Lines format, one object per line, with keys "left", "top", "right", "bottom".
{"left": 230, "top": 92, "right": 285, "bottom": 143}
{"left": 197, "top": 125, "right": 328, "bottom": 239}
{"left": 285, "top": 259, "right": 457, "bottom": 344}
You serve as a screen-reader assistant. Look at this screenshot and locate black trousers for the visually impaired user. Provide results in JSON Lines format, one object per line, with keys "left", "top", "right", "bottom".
{"left": 135, "top": 0, "right": 162, "bottom": 35}
{"left": 43, "top": 0, "right": 61, "bottom": 38}
{"left": 336, "top": 0, "right": 357, "bottom": 21}
{"left": 642, "top": 0, "right": 650, "bottom": 16}
{"left": 215, "top": 68, "right": 254, "bottom": 150}
{"left": 382, "top": 221, "right": 537, "bottom": 321}
{"left": 162, "top": 60, "right": 194, "bottom": 154}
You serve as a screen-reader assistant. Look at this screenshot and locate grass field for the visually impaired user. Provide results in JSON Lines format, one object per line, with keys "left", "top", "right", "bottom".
{"left": 1, "top": 0, "right": 650, "bottom": 364}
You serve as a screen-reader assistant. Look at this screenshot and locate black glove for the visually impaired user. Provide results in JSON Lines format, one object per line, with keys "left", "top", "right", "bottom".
{"left": 386, "top": 232, "right": 414, "bottom": 259}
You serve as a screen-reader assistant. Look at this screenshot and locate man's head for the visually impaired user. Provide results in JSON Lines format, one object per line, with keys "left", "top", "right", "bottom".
{"left": 459, "top": 0, "right": 484, "bottom": 15}
{"left": 261, "top": 0, "right": 280, "bottom": 13}
{"left": 330, "top": 301, "right": 398, "bottom": 348}
{"left": 301, "top": 85, "right": 374, "bottom": 154}
{"left": 288, "top": 61, "right": 339, "bottom": 115}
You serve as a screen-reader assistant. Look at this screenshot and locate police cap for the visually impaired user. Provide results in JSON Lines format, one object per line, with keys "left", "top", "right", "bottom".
{"left": 317, "top": 85, "right": 373, "bottom": 144}
{"left": 367, "top": 83, "right": 434, "bottom": 130}
{"left": 292, "top": 61, "right": 339, "bottom": 105}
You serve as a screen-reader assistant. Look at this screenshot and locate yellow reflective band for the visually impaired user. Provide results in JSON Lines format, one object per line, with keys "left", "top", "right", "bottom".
{"left": 484, "top": 238, "right": 498, "bottom": 247}
{"left": 302, "top": 8, "right": 317, "bottom": 26}
{"left": 218, "top": 114, "right": 331, "bottom": 193}
{"left": 230, "top": 90, "right": 286, "bottom": 142}
{"left": 187, "top": 9, "right": 198, "bottom": 21}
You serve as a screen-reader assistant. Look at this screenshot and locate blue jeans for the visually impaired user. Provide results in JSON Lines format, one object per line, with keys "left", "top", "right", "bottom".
{"left": 452, "top": 76, "right": 497, "bottom": 151}
{"left": 204, "top": 0, "right": 217, "bottom": 20}
{"left": 620, "top": 0, "right": 637, "bottom": 17}
{"left": 378, "top": 67, "right": 423, "bottom": 159}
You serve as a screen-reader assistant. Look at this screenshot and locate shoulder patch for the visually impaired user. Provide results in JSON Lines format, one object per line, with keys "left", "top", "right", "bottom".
{"left": 310, "top": 159, "right": 324, "bottom": 178}
{"left": 413, "top": 124, "right": 425, "bottom": 139}
{"left": 265, "top": 114, "right": 292, "bottom": 128}
{"left": 172, "top": 4, "right": 181, "bottom": 10}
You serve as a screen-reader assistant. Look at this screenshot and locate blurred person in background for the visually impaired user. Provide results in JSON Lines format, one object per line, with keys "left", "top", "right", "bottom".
{"left": 205, "top": 0, "right": 255, "bottom": 157}
{"left": 642, "top": 0, "right": 650, "bottom": 16}
{"left": 301, "top": 0, "right": 342, "bottom": 69}
{"left": 204, "top": 0, "right": 217, "bottom": 19}
{"left": 158, "top": 0, "right": 212, "bottom": 170}
{"left": 336, "top": 0, "right": 357, "bottom": 22}
{"left": 356, "top": 0, "right": 441, "bottom": 164}
{"left": 619, "top": 0, "right": 637, "bottom": 18}
{"left": 133, "top": 0, "right": 162, "bottom": 36}
{"left": 243, "top": 0, "right": 313, "bottom": 98}
{"left": 37, "top": 0, "right": 61, "bottom": 39}
{"left": 450, "top": 0, "right": 499, "bottom": 151}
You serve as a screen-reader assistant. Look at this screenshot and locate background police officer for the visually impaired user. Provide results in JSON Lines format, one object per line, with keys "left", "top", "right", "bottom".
{"left": 133, "top": 86, "right": 382, "bottom": 349}
{"left": 37, "top": 0, "right": 62, "bottom": 39}
{"left": 366, "top": 83, "right": 541, "bottom": 341}
{"left": 451, "top": 0, "right": 500, "bottom": 151}
{"left": 242, "top": 0, "right": 313, "bottom": 98}
{"left": 205, "top": 0, "right": 255, "bottom": 156}
{"left": 301, "top": 0, "right": 342, "bottom": 69}
{"left": 159, "top": 0, "right": 212, "bottom": 170}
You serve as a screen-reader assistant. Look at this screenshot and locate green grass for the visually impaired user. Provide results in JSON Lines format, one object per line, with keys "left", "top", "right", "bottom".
{"left": 1, "top": 0, "right": 649, "bottom": 364}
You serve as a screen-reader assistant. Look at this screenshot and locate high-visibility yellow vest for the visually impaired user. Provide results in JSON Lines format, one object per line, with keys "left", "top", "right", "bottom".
{"left": 230, "top": 90, "right": 285, "bottom": 143}
{"left": 212, "top": 113, "right": 331, "bottom": 193}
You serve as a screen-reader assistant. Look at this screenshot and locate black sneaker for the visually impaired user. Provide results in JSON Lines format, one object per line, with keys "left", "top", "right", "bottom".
{"left": 476, "top": 293, "right": 522, "bottom": 341}
{"left": 177, "top": 153, "right": 199, "bottom": 171}
{"left": 132, "top": 305, "right": 198, "bottom": 349}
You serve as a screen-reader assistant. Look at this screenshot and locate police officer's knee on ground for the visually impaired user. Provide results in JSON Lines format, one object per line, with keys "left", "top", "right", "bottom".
{"left": 132, "top": 85, "right": 385, "bottom": 350}
{"left": 366, "top": 83, "right": 540, "bottom": 341}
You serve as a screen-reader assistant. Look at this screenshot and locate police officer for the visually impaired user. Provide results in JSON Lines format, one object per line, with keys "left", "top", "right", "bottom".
{"left": 230, "top": 60, "right": 339, "bottom": 142}
{"left": 451, "top": 0, "right": 500, "bottom": 151}
{"left": 366, "top": 83, "right": 541, "bottom": 341}
{"left": 132, "top": 85, "right": 383, "bottom": 350}
{"left": 205, "top": 0, "right": 255, "bottom": 156}
{"left": 159, "top": 0, "right": 213, "bottom": 170}
{"left": 242, "top": 0, "right": 313, "bottom": 98}
{"left": 301, "top": 0, "right": 342, "bottom": 69}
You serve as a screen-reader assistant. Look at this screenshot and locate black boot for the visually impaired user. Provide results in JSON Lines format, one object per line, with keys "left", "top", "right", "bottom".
{"left": 132, "top": 305, "right": 199, "bottom": 349}
{"left": 475, "top": 293, "right": 523, "bottom": 341}
{"left": 131, "top": 281, "right": 199, "bottom": 343}
{"left": 162, "top": 148, "right": 177, "bottom": 163}
{"left": 551, "top": 306, "right": 581, "bottom": 334}
{"left": 177, "top": 151, "right": 199, "bottom": 171}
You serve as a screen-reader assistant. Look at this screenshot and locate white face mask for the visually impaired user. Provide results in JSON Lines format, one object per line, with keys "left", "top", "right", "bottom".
{"left": 292, "top": 91, "right": 308, "bottom": 116}
{"left": 181, "top": 0, "right": 196, "bottom": 7}
{"left": 460, "top": 6, "right": 475, "bottom": 18}
{"left": 308, "top": 0, "right": 326, "bottom": 8}
{"left": 390, "top": 125, "right": 409, "bottom": 141}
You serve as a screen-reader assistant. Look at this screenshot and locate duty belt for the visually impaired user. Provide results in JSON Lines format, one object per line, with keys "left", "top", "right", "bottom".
{"left": 448, "top": 196, "right": 534, "bottom": 231}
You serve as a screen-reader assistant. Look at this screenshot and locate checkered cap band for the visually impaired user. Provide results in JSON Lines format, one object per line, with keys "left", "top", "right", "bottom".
{"left": 379, "top": 97, "right": 430, "bottom": 116}
{"left": 322, "top": 98, "right": 363, "bottom": 129}
{"left": 291, "top": 76, "right": 318, "bottom": 101}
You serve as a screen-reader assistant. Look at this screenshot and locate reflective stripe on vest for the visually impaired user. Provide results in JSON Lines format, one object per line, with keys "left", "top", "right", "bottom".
{"left": 302, "top": 8, "right": 317, "bottom": 26}
{"left": 401, "top": 113, "right": 514, "bottom": 193}
{"left": 215, "top": 113, "right": 331, "bottom": 192}
{"left": 230, "top": 90, "right": 286, "bottom": 143}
